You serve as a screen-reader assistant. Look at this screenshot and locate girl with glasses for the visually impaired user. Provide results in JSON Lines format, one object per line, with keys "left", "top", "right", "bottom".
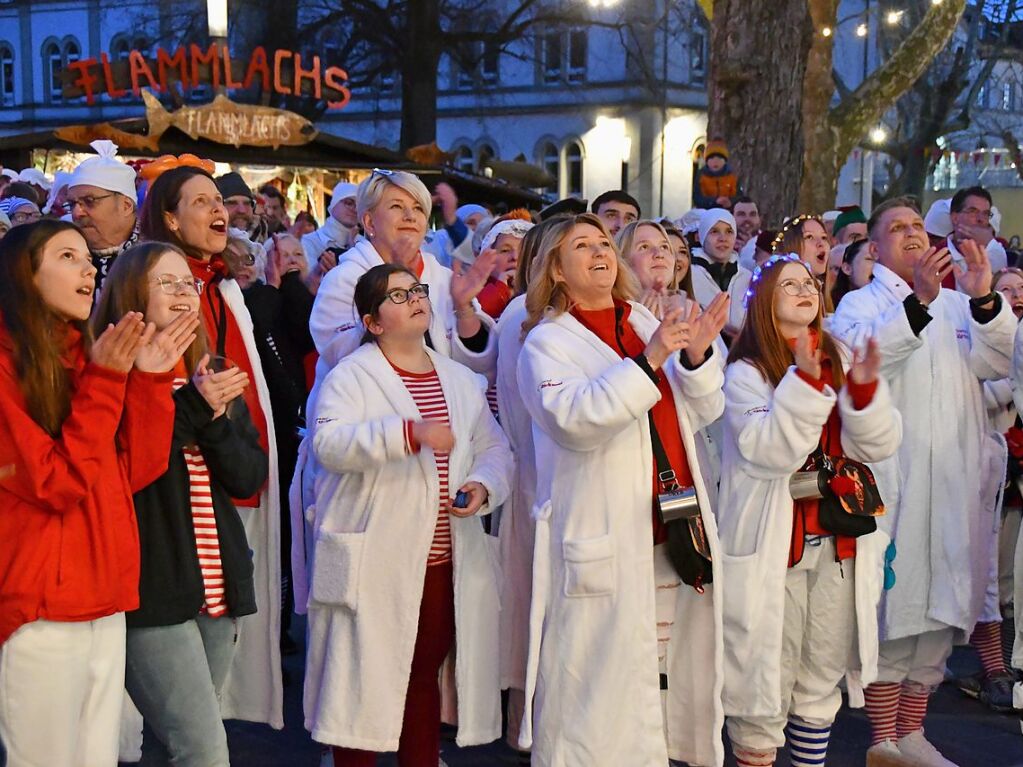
{"left": 92, "top": 241, "right": 266, "bottom": 766}
{"left": 307, "top": 262, "right": 512, "bottom": 767}
{"left": 718, "top": 255, "right": 901, "bottom": 767}
{"left": 0, "top": 222, "right": 194, "bottom": 765}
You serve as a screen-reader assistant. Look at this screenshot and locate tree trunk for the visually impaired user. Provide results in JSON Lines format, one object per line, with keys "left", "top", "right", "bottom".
{"left": 400, "top": 0, "right": 443, "bottom": 151}
{"left": 708, "top": 0, "right": 813, "bottom": 226}
{"left": 797, "top": 0, "right": 840, "bottom": 213}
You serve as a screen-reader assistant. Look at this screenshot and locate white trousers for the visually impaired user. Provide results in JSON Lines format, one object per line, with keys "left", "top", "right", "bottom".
{"left": 875, "top": 627, "right": 955, "bottom": 690}
{"left": 726, "top": 538, "right": 856, "bottom": 751}
{"left": 0, "top": 613, "right": 125, "bottom": 767}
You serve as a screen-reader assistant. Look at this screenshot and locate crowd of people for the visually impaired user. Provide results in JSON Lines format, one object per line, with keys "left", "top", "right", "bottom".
{"left": 0, "top": 140, "right": 1021, "bottom": 767}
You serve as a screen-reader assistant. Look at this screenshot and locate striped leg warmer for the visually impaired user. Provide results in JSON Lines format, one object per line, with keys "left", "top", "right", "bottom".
{"left": 786, "top": 718, "right": 831, "bottom": 767}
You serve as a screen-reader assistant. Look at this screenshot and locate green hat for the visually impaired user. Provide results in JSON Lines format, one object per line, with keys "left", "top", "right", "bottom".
{"left": 832, "top": 206, "right": 866, "bottom": 240}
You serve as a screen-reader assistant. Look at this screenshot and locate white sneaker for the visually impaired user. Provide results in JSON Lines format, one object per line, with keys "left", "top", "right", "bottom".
{"left": 866, "top": 740, "right": 913, "bottom": 767}
{"left": 895, "top": 731, "right": 958, "bottom": 767}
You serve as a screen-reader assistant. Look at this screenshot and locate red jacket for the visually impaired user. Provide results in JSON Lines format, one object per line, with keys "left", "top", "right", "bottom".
{"left": 0, "top": 324, "right": 174, "bottom": 645}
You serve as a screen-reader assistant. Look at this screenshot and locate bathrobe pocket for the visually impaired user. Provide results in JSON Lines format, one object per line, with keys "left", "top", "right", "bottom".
{"left": 562, "top": 534, "right": 615, "bottom": 598}
{"left": 311, "top": 530, "right": 366, "bottom": 610}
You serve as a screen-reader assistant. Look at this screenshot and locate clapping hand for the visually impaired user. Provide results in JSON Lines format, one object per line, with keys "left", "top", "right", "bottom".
{"left": 953, "top": 239, "right": 994, "bottom": 302}
{"left": 193, "top": 353, "right": 250, "bottom": 419}
{"left": 643, "top": 306, "right": 691, "bottom": 370}
{"left": 684, "top": 293, "right": 729, "bottom": 366}
{"left": 848, "top": 337, "right": 881, "bottom": 386}
{"left": 911, "top": 246, "right": 953, "bottom": 306}
{"left": 91, "top": 312, "right": 149, "bottom": 373}
{"left": 451, "top": 248, "right": 497, "bottom": 311}
{"left": 134, "top": 311, "right": 200, "bottom": 373}
{"left": 792, "top": 328, "right": 822, "bottom": 380}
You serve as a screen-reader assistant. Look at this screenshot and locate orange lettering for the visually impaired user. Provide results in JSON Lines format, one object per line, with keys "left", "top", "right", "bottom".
{"left": 68, "top": 59, "right": 99, "bottom": 104}
{"left": 157, "top": 46, "right": 189, "bottom": 89}
{"left": 190, "top": 43, "right": 221, "bottom": 89}
{"left": 243, "top": 46, "right": 271, "bottom": 91}
{"left": 99, "top": 53, "right": 126, "bottom": 99}
{"left": 292, "top": 53, "right": 321, "bottom": 100}
{"left": 273, "top": 49, "right": 293, "bottom": 95}
{"left": 324, "top": 66, "right": 351, "bottom": 110}
{"left": 222, "top": 46, "right": 243, "bottom": 89}
{"left": 129, "top": 50, "right": 158, "bottom": 95}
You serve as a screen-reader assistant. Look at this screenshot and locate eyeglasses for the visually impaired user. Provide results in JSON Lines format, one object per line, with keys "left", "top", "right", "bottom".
{"left": 382, "top": 283, "right": 429, "bottom": 305}
{"left": 63, "top": 193, "right": 116, "bottom": 213}
{"left": 960, "top": 206, "right": 993, "bottom": 221}
{"left": 153, "top": 274, "right": 200, "bottom": 295}
{"left": 777, "top": 278, "right": 820, "bottom": 297}
{"left": 10, "top": 210, "right": 41, "bottom": 225}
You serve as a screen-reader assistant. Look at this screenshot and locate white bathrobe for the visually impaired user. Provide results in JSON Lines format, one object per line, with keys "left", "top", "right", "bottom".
{"left": 716, "top": 361, "right": 902, "bottom": 717}
{"left": 691, "top": 256, "right": 752, "bottom": 333}
{"left": 304, "top": 343, "right": 513, "bottom": 749}
{"left": 516, "top": 302, "right": 727, "bottom": 767}
{"left": 829, "top": 263, "right": 1015, "bottom": 641}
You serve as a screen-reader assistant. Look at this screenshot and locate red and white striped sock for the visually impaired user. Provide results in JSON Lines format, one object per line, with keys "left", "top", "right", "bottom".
{"left": 733, "top": 746, "right": 775, "bottom": 767}
{"left": 895, "top": 682, "right": 930, "bottom": 739}
{"left": 863, "top": 681, "right": 900, "bottom": 745}
{"left": 970, "top": 620, "right": 1007, "bottom": 676}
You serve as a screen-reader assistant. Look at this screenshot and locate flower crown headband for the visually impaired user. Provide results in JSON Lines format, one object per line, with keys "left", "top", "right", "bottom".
{"left": 743, "top": 253, "right": 813, "bottom": 308}
{"left": 770, "top": 213, "right": 822, "bottom": 255}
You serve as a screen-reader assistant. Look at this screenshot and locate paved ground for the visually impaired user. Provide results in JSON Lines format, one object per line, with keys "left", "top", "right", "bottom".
{"left": 127, "top": 618, "right": 1023, "bottom": 767}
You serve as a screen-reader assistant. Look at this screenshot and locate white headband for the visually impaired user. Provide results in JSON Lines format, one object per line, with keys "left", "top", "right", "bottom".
{"left": 479, "top": 219, "right": 534, "bottom": 255}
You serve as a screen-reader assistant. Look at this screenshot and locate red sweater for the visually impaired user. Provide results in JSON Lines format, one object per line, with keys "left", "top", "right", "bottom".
{"left": 188, "top": 256, "right": 269, "bottom": 506}
{"left": 789, "top": 347, "right": 876, "bottom": 565}
{"left": 0, "top": 324, "right": 174, "bottom": 645}
{"left": 571, "top": 301, "right": 694, "bottom": 544}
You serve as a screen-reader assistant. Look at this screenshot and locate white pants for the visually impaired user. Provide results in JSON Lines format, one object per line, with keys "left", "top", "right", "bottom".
{"left": 875, "top": 627, "right": 955, "bottom": 690}
{"left": 999, "top": 508, "right": 1021, "bottom": 610}
{"left": 727, "top": 538, "right": 856, "bottom": 751}
{"left": 0, "top": 613, "right": 126, "bottom": 767}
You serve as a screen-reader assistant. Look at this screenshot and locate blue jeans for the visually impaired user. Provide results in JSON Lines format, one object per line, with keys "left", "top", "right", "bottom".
{"left": 125, "top": 614, "right": 237, "bottom": 767}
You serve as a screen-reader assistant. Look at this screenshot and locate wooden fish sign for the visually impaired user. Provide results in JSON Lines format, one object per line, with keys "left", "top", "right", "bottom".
{"left": 142, "top": 90, "right": 317, "bottom": 149}
{"left": 54, "top": 122, "right": 161, "bottom": 152}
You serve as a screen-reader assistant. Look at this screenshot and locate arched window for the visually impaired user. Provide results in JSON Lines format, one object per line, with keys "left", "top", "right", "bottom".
{"left": 536, "top": 140, "right": 560, "bottom": 191}
{"left": 43, "top": 39, "right": 62, "bottom": 102}
{"left": 454, "top": 145, "right": 474, "bottom": 173}
{"left": 476, "top": 143, "right": 495, "bottom": 174}
{"left": 0, "top": 43, "right": 13, "bottom": 106}
{"left": 564, "top": 141, "right": 583, "bottom": 197}
{"left": 110, "top": 35, "right": 131, "bottom": 61}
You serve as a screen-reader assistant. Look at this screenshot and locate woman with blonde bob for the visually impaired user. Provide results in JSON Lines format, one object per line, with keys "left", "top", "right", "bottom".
{"left": 717, "top": 254, "right": 901, "bottom": 767}
{"left": 616, "top": 219, "right": 694, "bottom": 320}
{"left": 516, "top": 213, "right": 730, "bottom": 767}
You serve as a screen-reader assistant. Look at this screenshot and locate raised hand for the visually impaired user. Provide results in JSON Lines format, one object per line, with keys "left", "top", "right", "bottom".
{"left": 91, "top": 312, "right": 148, "bottom": 373}
{"left": 954, "top": 238, "right": 994, "bottom": 301}
{"left": 685, "top": 293, "right": 729, "bottom": 366}
{"left": 412, "top": 420, "right": 455, "bottom": 452}
{"left": 792, "top": 327, "right": 822, "bottom": 380}
{"left": 449, "top": 480, "right": 489, "bottom": 517}
{"left": 911, "top": 246, "right": 952, "bottom": 306}
{"left": 135, "top": 311, "right": 200, "bottom": 373}
{"left": 848, "top": 337, "right": 881, "bottom": 386}
{"left": 193, "top": 353, "right": 250, "bottom": 419}
{"left": 643, "top": 306, "right": 691, "bottom": 370}
{"left": 451, "top": 248, "right": 498, "bottom": 311}
{"left": 639, "top": 288, "right": 663, "bottom": 319}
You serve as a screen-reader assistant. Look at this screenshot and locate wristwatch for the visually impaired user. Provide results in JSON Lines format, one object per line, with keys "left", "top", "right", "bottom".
{"left": 968, "top": 290, "right": 997, "bottom": 308}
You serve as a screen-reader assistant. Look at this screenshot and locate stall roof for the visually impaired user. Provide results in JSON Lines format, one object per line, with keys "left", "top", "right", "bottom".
{"left": 0, "top": 121, "right": 546, "bottom": 208}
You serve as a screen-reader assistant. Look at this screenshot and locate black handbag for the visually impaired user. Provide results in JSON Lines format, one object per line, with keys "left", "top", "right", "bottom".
{"left": 790, "top": 443, "right": 884, "bottom": 538}
{"left": 648, "top": 414, "right": 712, "bottom": 590}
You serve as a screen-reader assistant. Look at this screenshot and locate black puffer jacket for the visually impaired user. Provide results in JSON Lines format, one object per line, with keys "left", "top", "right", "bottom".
{"left": 126, "top": 378, "right": 269, "bottom": 628}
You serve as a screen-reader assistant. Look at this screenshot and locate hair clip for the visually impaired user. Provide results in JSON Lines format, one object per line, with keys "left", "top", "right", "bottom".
{"left": 770, "top": 213, "right": 821, "bottom": 254}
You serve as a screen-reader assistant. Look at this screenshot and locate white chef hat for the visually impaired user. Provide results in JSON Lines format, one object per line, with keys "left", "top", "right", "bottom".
{"left": 42, "top": 171, "right": 72, "bottom": 215}
{"left": 17, "top": 168, "right": 51, "bottom": 190}
{"left": 68, "top": 140, "right": 137, "bottom": 201}
{"left": 698, "top": 208, "right": 736, "bottom": 247}
{"left": 923, "top": 198, "right": 952, "bottom": 238}
{"left": 991, "top": 205, "right": 1002, "bottom": 235}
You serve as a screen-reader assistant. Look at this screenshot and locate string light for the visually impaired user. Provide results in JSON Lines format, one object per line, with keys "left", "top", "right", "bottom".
{"left": 871, "top": 126, "right": 888, "bottom": 143}
{"left": 822, "top": 26, "right": 833, "bottom": 37}
{"left": 856, "top": 22, "right": 869, "bottom": 37}
{"left": 886, "top": 10, "right": 904, "bottom": 24}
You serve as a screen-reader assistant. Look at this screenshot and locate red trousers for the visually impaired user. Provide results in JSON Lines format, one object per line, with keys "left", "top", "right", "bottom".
{"left": 333, "top": 560, "right": 456, "bottom": 767}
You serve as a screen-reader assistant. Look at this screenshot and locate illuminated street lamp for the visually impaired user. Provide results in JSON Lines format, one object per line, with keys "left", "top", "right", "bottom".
{"left": 870, "top": 126, "right": 887, "bottom": 144}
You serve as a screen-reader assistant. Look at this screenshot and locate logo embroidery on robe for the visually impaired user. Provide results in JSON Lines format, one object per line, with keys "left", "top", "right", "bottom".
{"left": 538, "top": 379, "right": 563, "bottom": 391}
{"left": 335, "top": 322, "right": 357, "bottom": 332}
{"left": 744, "top": 406, "right": 769, "bottom": 415}
{"left": 956, "top": 328, "right": 969, "bottom": 340}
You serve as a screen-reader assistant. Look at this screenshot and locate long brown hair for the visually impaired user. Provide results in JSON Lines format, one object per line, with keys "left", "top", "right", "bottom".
{"left": 92, "top": 242, "right": 208, "bottom": 373}
{"left": 522, "top": 213, "right": 639, "bottom": 337}
{"left": 727, "top": 256, "right": 845, "bottom": 389}
{"left": 514, "top": 215, "right": 566, "bottom": 297}
{"left": 0, "top": 220, "right": 92, "bottom": 435}
{"left": 139, "top": 166, "right": 219, "bottom": 260}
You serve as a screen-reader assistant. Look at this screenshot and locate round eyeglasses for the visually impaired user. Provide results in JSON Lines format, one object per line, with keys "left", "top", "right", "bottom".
{"left": 153, "top": 275, "right": 200, "bottom": 295}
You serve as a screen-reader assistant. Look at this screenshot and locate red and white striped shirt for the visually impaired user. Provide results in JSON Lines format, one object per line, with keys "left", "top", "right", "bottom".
{"left": 174, "top": 377, "right": 227, "bottom": 617}
{"left": 394, "top": 365, "right": 453, "bottom": 566}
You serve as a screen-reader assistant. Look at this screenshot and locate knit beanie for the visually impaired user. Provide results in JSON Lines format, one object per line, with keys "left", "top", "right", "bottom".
{"left": 216, "top": 172, "right": 254, "bottom": 202}
{"left": 68, "top": 140, "right": 137, "bottom": 200}
{"left": 698, "top": 208, "right": 737, "bottom": 247}
{"left": 704, "top": 139, "right": 729, "bottom": 162}
{"left": 329, "top": 181, "right": 358, "bottom": 215}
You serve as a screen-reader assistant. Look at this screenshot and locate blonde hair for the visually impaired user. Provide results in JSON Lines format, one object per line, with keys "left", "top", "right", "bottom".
{"left": 615, "top": 220, "right": 679, "bottom": 291}
{"left": 356, "top": 170, "right": 433, "bottom": 221}
{"left": 522, "top": 213, "right": 639, "bottom": 337}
